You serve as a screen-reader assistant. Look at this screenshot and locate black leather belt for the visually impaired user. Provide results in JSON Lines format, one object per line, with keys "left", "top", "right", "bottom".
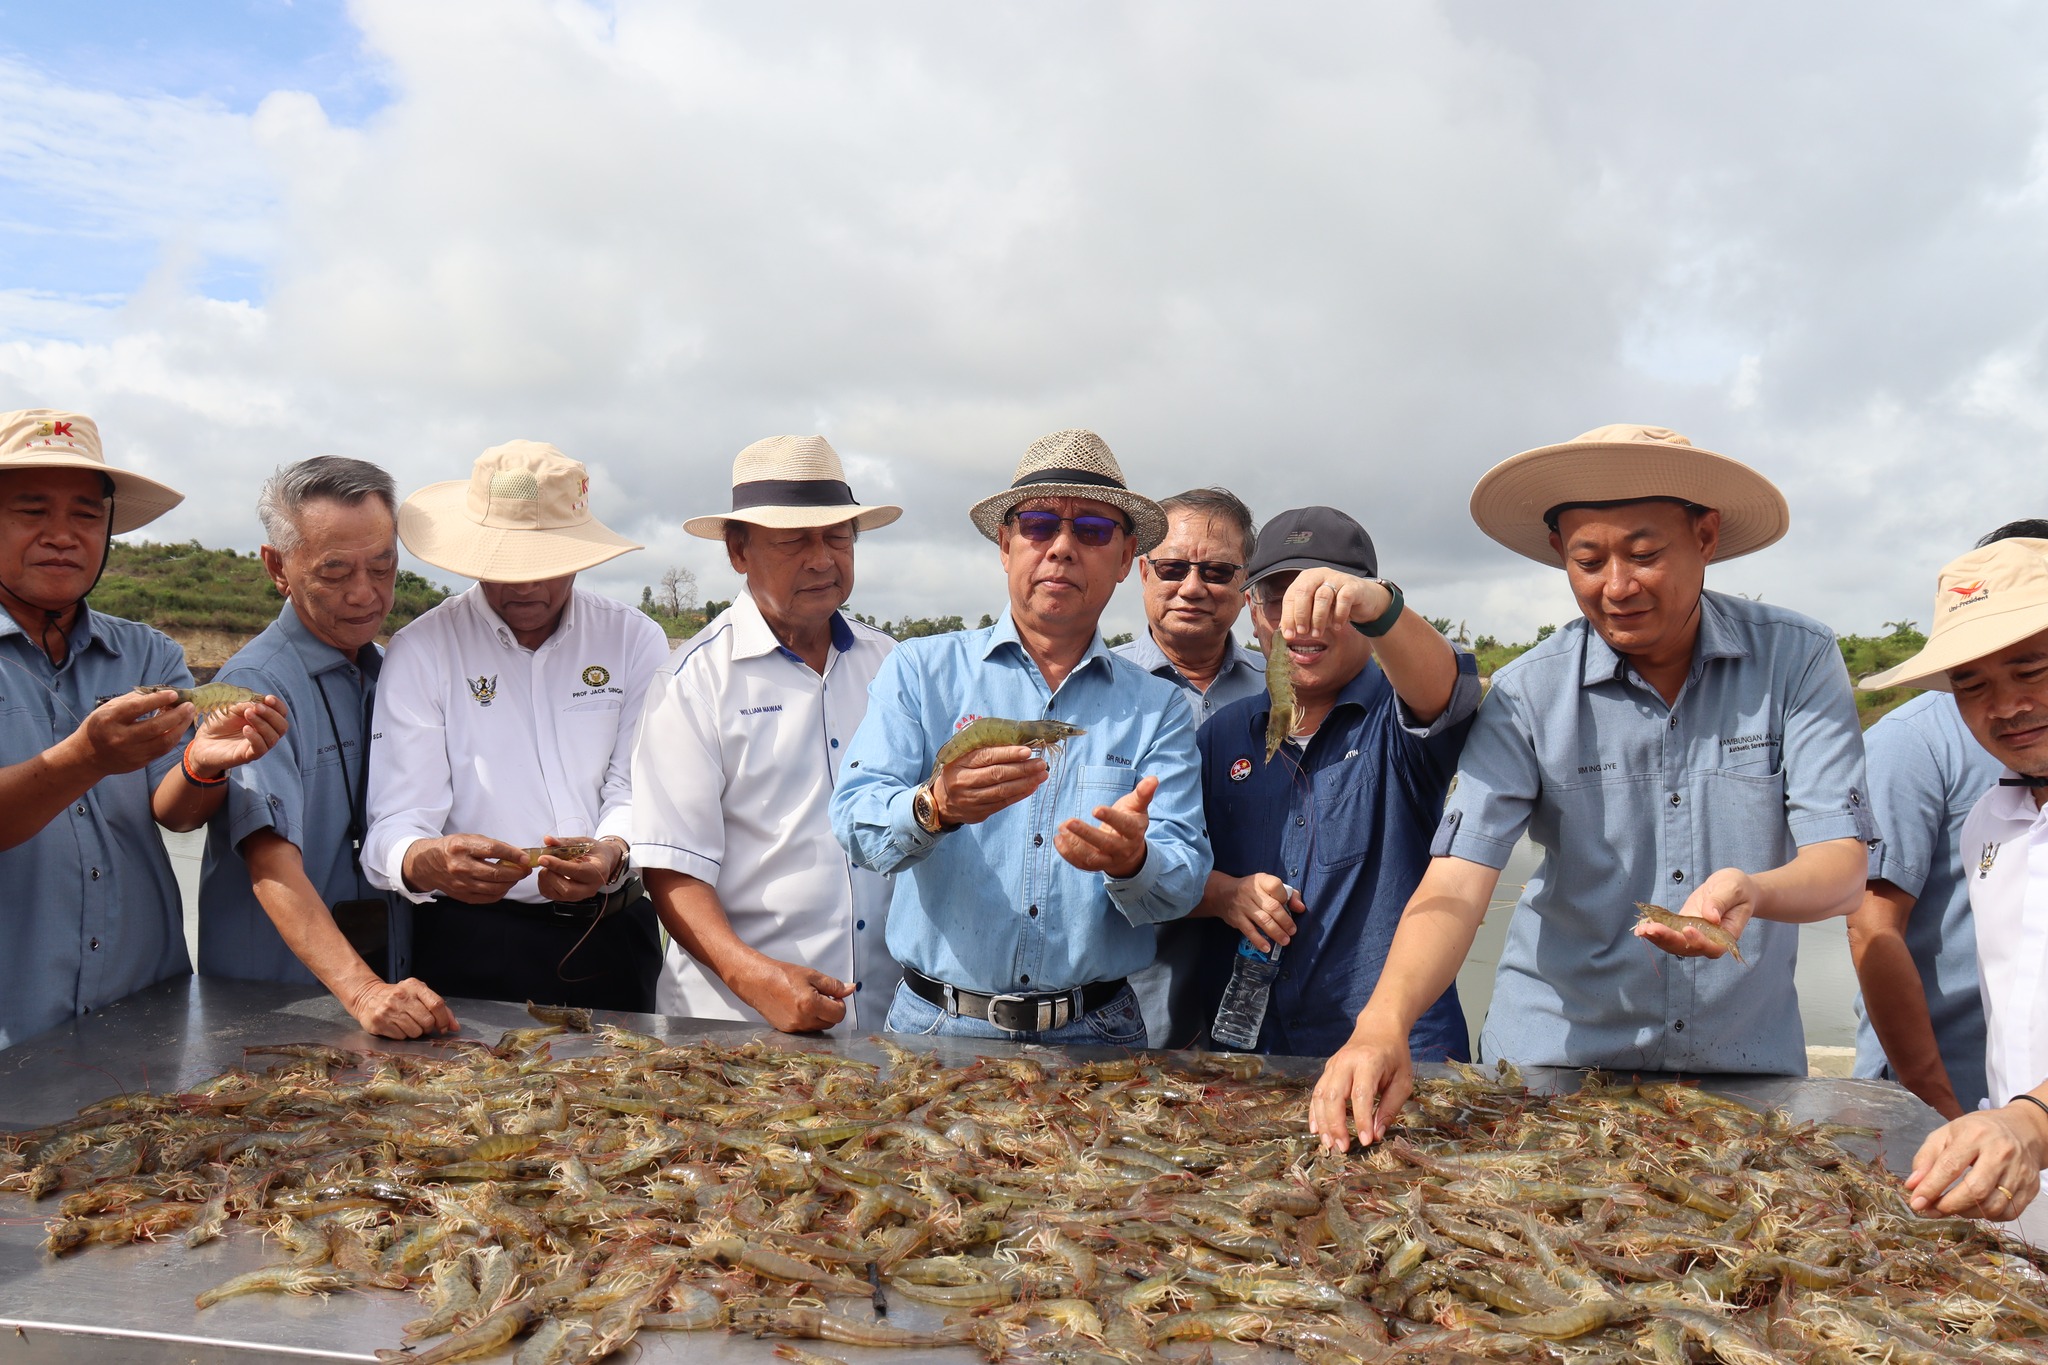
{"left": 902, "top": 964, "right": 1125, "bottom": 1033}
{"left": 444, "top": 875, "right": 644, "bottom": 922}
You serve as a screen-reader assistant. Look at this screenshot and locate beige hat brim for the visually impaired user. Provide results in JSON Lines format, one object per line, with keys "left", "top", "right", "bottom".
{"left": 969, "top": 484, "right": 1168, "bottom": 554}
{"left": 1469, "top": 440, "right": 1790, "bottom": 566}
{"left": 399, "top": 480, "right": 641, "bottom": 581}
{"left": 682, "top": 502, "right": 902, "bottom": 540}
{"left": 0, "top": 450, "right": 184, "bottom": 535}
{"left": 1860, "top": 603, "right": 2048, "bottom": 692}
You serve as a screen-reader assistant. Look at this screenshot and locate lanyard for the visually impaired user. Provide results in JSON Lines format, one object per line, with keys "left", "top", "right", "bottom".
{"left": 310, "top": 666, "right": 373, "bottom": 898}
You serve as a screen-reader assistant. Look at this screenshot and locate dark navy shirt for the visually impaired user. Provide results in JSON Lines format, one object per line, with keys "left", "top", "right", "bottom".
{"left": 1193, "top": 651, "right": 1479, "bottom": 1059}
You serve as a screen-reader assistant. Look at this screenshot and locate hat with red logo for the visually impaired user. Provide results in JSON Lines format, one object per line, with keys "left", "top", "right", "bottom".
{"left": 0, "top": 409, "right": 184, "bottom": 533}
{"left": 399, "top": 440, "right": 640, "bottom": 582}
{"left": 1862, "top": 538, "right": 2048, "bottom": 692}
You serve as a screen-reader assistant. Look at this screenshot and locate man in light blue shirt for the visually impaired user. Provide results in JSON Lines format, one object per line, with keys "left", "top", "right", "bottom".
{"left": 833, "top": 429, "right": 1209, "bottom": 1044}
{"left": 200, "top": 457, "right": 456, "bottom": 1040}
{"left": 1312, "top": 425, "right": 1873, "bottom": 1149}
{"left": 1113, "top": 486, "right": 1265, "bottom": 1045}
{"left": 1847, "top": 519, "right": 2048, "bottom": 1116}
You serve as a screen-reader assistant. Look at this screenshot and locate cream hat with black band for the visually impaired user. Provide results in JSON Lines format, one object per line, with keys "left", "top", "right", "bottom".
{"left": 1862, "top": 538, "right": 2048, "bottom": 692}
{"left": 0, "top": 409, "right": 183, "bottom": 534}
{"left": 969, "top": 428, "right": 1167, "bottom": 553}
{"left": 683, "top": 435, "right": 901, "bottom": 539}
{"left": 399, "top": 440, "right": 641, "bottom": 582}
{"left": 1469, "top": 424, "right": 1789, "bottom": 566}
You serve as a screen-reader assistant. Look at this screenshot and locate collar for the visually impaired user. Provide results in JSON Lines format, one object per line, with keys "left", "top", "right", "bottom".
{"left": 1578, "top": 589, "right": 1747, "bottom": 689}
{"left": 982, "top": 608, "right": 1117, "bottom": 680}
{"left": 729, "top": 590, "right": 855, "bottom": 664}
{"left": 1983, "top": 773, "right": 2048, "bottom": 825}
{"left": 277, "top": 599, "right": 378, "bottom": 678}
{"left": 472, "top": 583, "right": 578, "bottom": 651}
{"left": 1125, "top": 627, "right": 1264, "bottom": 683}
{"left": 0, "top": 602, "right": 121, "bottom": 661}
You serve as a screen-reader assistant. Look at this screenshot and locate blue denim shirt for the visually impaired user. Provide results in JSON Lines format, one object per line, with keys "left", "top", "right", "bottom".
{"left": 831, "top": 611, "right": 1210, "bottom": 995}
{"left": 1193, "top": 653, "right": 1481, "bottom": 1059}
{"left": 0, "top": 608, "right": 191, "bottom": 1050}
{"left": 198, "top": 601, "right": 396, "bottom": 986}
{"left": 1112, "top": 629, "right": 1267, "bottom": 727}
{"left": 1854, "top": 690, "right": 1997, "bottom": 1107}
{"left": 1438, "top": 591, "right": 1875, "bottom": 1074}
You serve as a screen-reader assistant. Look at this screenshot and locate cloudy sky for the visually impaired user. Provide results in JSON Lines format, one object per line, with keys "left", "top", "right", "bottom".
{"left": 4, "top": 1, "right": 2046, "bottom": 643}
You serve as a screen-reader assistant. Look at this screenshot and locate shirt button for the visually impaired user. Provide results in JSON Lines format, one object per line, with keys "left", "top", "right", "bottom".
{"left": 89, "top": 937, "right": 99, "bottom": 950}
{"left": 1673, "top": 1019, "right": 1686, "bottom": 1032}
{"left": 75, "top": 804, "right": 85, "bottom": 816}
{"left": 856, "top": 919, "right": 866, "bottom": 931}
{"left": 1669, "top": 793, "right": 1680, "bottom": 807}
{"left": 1028, "top": 905, "right": 1039, "bottom": 918}
{"left": 1668, "top": 715, "right": 1678, "bottom": 730}
{"left": 1019, "top": 974, "right": 1031, "bottom": 984}
{"left": 830, "top": 739, "right": 839, "bottom": 749}
{"left": 1033, "top": 834, "right": 1043, "bottom": 847}
{"left": 1295, "top": 817, "right": 1305, "bottom": 827}
{"left": 854, "top": 981, "right": 862, "bottom": 992}
{"left": 90, "top": 868, "right": 101, "bottom": 881}
{"left": 1671, "top": 869, "right": 1683, "bottom": 883}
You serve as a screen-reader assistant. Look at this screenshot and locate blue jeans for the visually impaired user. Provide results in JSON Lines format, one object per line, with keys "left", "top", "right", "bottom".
{"left": 883, "top": 980, "right": 1148, "bottom": 1047}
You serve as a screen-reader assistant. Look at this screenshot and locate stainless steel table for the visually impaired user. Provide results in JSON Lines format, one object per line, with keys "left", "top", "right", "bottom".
{"left": 0, "top": 978, "right": 1949, "bottom": 1363}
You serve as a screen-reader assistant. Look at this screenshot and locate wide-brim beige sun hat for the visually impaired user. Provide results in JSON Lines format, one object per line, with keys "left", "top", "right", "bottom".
{"left": 1469, "top": 424, "right": 1790, "bottom": 566}
{"left": 969, "top": 428, "right": 1167, "bottom": 553}
{"left": 1862, "top": 538, "right": 2048, "bottom": 692}
{"left": 0, "top": 409, "right": 183, "bottom": 535}
{"left": 682, "top": 434, "right": 901, "bottom": 540}
{"left": 399, "top": 440, "right": 641, "bottom": 582}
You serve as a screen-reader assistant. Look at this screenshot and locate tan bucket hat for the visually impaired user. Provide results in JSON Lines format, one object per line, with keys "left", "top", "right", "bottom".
{"left": 0, "top": 409, "right": 183, "bottom": 534}
{"left": 682, "top": 435, "right": 901, "bottom": 540}
{"left": 969, "top": 429, "right": 1167, "bottom": 553}
{"left": 398, "top": 440, "right": 641, "bottom": 582}
{"left": 1861, "top": 538, "right": 2048, "bottom": 692}
{"left": 1469, "top": 424, "right": 1789, "bottom": 566}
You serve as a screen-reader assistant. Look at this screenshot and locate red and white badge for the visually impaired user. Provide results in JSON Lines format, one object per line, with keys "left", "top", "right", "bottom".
{"left": 1228, "top": 757, "right": 1252, "bottom": 782}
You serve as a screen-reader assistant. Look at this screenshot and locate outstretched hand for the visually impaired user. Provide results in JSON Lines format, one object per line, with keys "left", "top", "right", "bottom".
{"left": 1057, "top": 773, "right": 1156, "bottom": 880}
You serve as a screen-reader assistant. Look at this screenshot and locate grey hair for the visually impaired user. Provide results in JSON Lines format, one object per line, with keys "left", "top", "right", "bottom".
{"left": 1158, "top": 487, "right": 1257, "bottom": 562}
{"left": 1977, "top": 518, "right": 2048, "bottom": 548}
{"left": 257, "top": 457, "right": 397, "bottom": 555}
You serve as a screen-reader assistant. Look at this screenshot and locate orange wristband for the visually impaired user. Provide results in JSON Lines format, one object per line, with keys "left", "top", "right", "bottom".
{"left": 181, "top": 743, "right": 226, "bottom": 787}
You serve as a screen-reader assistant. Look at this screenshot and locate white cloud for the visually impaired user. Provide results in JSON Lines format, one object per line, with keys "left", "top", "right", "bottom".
{"left": 5, "top": 2, "right": 2048, "bottom": 643}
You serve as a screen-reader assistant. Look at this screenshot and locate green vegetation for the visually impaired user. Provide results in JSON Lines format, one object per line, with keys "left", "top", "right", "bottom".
{"left": 851, "top": 612, "right": 970, "bottom": 640}
{"left": 94, "top": 540, "right": 447, "bottom": 636}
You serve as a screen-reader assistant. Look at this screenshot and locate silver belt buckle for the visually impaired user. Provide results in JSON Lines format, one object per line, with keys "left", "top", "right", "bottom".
{"left": 984, "top": 992, "right": 1028, "bottom": 1031}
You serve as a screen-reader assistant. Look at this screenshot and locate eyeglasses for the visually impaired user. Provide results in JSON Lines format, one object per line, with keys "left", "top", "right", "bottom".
{"left": 1145, "top": 556, "right": 1243, "bottom": 586}
{"left": 1008, "top": 510, "right": 1128, "bottom": 547}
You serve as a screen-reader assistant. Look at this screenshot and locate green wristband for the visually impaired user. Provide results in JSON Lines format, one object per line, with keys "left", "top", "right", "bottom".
{"left": 1354, "top": 580, "right": 1404, "bottom": 638}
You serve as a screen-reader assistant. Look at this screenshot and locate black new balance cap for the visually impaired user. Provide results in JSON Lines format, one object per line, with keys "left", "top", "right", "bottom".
{"left": 1243, "top": 506, "right": 1378, "bottom": 585}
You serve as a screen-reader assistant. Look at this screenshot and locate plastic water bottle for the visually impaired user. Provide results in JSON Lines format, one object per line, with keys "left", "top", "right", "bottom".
{"left": 1210, "top": 937, "right": 1281, "bottom": 1051}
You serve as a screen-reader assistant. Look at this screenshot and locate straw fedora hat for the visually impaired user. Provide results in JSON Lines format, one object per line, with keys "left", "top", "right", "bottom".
{"left": 1469, "top": 424, "right": 1789, "bottom": 566}
{"left": 1862, "top": 539, "right": 2048, "bottom": 692}
{"left": 399, "top": 440, "right": 641, "bottom": 582}
{"left": 0, "top": 409, "right": 183, "bottom": 534}
{"left": 969, "top": 429, "right": 1166, "bottom": 553}
{"left": 683, "top": 435, "right": 901, "bottom": 540}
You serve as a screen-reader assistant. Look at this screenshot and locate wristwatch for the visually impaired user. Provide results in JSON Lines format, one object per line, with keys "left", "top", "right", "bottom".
{"left": 1354, "top": 580, "right": 1405, "bottom": 638}
{"left": 912, "top": 782, "right": 944, "bottom": 835}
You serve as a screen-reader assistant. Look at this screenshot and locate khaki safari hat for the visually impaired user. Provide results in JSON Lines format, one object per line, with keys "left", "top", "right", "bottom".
{"left": 969, "top": 428, "right": 1167, "bottom": 553}
{"left": 0, "top": 409, "right": 183, "bottom": 534}
{"left": 683, "top": 435, "right": 901, "bottom": 540}
{"left": 399, "top": 440, "right": 641, "bottom": 582}
{"left": 1469, "top": 424, "right": 1789, "bottom": 566}
{"left": 1862, "top": 539, "right": 2048, "bottom": 692}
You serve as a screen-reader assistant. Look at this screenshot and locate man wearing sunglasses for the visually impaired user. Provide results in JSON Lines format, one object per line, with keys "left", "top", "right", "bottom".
{"left": 833, "top": 429, "right": 1209, "bottom": 1044}
{"left": 1182, "top": 506, "right": 1480, "bottom": 1059}
{"left": 1115, "top": 487, "right": 1268, "bottom": 1046}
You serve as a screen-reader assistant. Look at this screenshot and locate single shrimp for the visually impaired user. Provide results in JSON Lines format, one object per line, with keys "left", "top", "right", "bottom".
{"left": 517, "top": 843, "right": 596, "bottom": 871}
{"left": 930, "top": 718, "right": 1085, "bottom": 777}
{"left": 132, "top": 682, "right": 263, "bottom": 718}
{"left": 195, "top": 1266, "right": 355, "bottom": 1310}
{"left": 1263, "top": 633, "right": 1297, "bottom": 762}
{"left": 1634, "top": 901, "right": 1746, "bottom": 963}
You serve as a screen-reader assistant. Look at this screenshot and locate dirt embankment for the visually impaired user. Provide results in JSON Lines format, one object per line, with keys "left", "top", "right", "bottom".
{"left": 162, "top": 628, "right": 256, "bottom": 683}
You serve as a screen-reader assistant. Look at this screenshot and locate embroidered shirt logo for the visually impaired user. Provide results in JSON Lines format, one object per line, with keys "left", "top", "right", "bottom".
{"left": 1980, "top": 840, "right": 2001, "bottom": 879}
{"left": 467, "top": 675, "right": 498, "bottom": 707}
{"left": 1229, "top": 757, "right": 1252, "bottom": 782}
{"left": 739, "top": 704, "right": 783, "bottom": 717}
{"left": 581, "top": 665, "right": 610, "bottom": 688}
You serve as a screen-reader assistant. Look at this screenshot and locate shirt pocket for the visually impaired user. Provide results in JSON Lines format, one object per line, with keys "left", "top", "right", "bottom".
{"left": 1695, "top": 764, "right": 1793, "bottom": 874}
{"left": 1075, "top": 765, "right": 1138, "bottom": 804}
{"left": 1311, "top": 760, "right": 1382, "bottom": 870}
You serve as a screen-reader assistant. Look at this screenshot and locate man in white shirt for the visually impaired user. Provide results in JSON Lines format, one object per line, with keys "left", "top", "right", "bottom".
{"left": 1864, "top": 536, "right": 2048, "bottom": 1242}
{"left": 364, "top": 441, "right": 670, "bottom": 1012}
{"left": 633, "top": 436, "right": 901, "bottom": 1032}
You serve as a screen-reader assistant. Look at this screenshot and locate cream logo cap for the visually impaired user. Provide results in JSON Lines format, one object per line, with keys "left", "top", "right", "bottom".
{"left": 398, "top": 440, "right": 640, "bottom": 582}
{"left": 1862, "top": 538, "right": 2048, "bottom": 692}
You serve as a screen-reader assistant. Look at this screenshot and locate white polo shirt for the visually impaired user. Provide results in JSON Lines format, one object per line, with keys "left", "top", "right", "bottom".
{"left": 632, "top": 592, "right": 897, "bottom": 1031}
{"left": 1961, "top": 777, "right": 2048, "bottom": 1246}
{"left": 365, "top": 585, "right": 671, "bottom": 905}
